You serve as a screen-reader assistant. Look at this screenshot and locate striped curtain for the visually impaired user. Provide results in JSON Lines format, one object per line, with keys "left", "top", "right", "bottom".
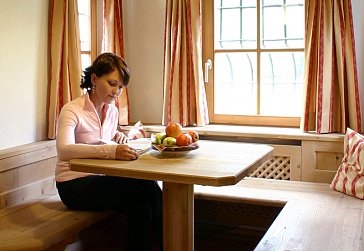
{"left": 301, "top": 0, "right": 361, "bottom": 133}
{"left": 48, "top": 0, "right": 82, "bottom": 139}
{"left": 103, "top": 0, "right": 130, "bottom": 125}
{"left": 162, "top": 0, "right": 209, "bottom": 126}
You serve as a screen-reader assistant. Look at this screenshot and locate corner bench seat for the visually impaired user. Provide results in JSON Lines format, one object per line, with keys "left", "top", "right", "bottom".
{"left": 194, "top": 177, "right": 364, "bottom": 251}
{"left": 0, "top": 194, "right": 112, "bottom": 251}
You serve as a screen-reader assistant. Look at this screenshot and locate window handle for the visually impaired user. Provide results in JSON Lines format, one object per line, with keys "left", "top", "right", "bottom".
{"left": 204, "top": 59, "right": 212, "bottom": 83}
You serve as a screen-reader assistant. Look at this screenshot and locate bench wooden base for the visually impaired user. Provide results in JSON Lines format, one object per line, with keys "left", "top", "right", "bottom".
{"left": 0, "top": 195, "right": 113, "bottom": 251}
{"left": 194, "top": 177, "right": 364, "bottom": 251}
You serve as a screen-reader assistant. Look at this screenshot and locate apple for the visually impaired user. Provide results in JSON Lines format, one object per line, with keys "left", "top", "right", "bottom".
{"left": 165, "top": 122, "right": 183, "bottom": 138}
{"left": 188, "top": 130, "right": 199, "bottom": 142}
{"left": 155, "top": 132, "right": 166, "bottom": 145}
{"left": 163, "top": 137, "right": 177, "bottom": 147}
{"left": 176, "top": 133, "right": 192, "bottom": 146}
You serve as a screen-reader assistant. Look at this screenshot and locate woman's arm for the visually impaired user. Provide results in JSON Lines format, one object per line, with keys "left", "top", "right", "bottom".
{"left": 57, "top": 105, "right": 138, "bottom": 161}
{"left": 56, "top": 106, "right": 117, "bottom": 161}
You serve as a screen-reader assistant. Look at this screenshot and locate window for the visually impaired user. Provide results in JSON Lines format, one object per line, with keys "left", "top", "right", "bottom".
{"left": 203, "top": 0, "right": 305, "bottom": 127}
{"left": 78, "top": 0, "right": 97, "bottom": 70}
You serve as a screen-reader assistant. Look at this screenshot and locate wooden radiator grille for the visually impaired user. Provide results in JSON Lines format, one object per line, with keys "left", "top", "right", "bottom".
{"left": 249, "top": 156, "right": 291, "bottom": 180}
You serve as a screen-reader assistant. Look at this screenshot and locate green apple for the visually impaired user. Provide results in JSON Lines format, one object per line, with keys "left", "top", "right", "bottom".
{"left": 163, "top": 137, "right": 176, "bottom": 147}
{"left": 155, "top": 132, "right": 167, "bottom": 145}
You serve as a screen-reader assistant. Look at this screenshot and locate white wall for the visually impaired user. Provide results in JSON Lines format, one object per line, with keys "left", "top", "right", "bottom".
{"left": 0, "top": 0, "right": 48, "bottom": 150}
{"left": 123, "top": 0, "right": 165, "bottom": 124}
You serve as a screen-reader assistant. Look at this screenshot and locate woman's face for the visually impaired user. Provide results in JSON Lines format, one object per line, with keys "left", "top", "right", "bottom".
{"left": 91, "top": 70, "right": 123, "bottom": 104}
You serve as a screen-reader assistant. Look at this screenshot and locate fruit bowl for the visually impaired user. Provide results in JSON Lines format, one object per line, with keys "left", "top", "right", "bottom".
{"left": 151, "top": 142, "right": 199, "bottom": 157}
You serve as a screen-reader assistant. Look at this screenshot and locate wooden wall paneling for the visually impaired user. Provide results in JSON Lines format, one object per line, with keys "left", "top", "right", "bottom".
{"left": 0, "top": 177, "right": 56, "bottom": 209}
{"left": 0, "top": 158, "right": 56, "bottom": 193}
{"left": 0, "top": 140, "right": 56, "bottom": 160}
{"left": 18, "top": 158, "right": 56, "bottom": 188}
{"left": 0, "top": 141, "right": 56, "bottom": 173}
{"left": 0, "top": 140, "right": 57, "bottom": 209}
{"left": 301, "top": 140, "right": 344, "bottom": 183}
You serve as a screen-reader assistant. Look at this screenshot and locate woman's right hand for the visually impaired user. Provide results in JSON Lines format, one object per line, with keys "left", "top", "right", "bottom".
{"left": 115, "top": 144, "right": 138, "bottom": 160}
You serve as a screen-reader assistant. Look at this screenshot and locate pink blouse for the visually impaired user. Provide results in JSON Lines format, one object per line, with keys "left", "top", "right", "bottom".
{"left": 55, "top": 93, "right": 118, "bottom": 182}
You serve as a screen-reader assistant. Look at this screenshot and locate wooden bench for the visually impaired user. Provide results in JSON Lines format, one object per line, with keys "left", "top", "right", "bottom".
{"left": 0, "top": 195, "right": 113, "bottom": 251}
{"left": 194, "top": 177, "right": 364, "bottom": 251}
{"left": 0, "top": 141, "right": 117, "bottom": 250}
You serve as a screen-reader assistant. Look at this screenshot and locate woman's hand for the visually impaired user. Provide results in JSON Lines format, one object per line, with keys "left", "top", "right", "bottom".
{"left": 115, "top": 144, "right": 138, "bottom": 160}
{"left": 113, "top": 131, "right": 128, "bottom": 144}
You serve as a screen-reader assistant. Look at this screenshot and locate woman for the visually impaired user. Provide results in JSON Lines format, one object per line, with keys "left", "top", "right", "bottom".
{"left": 55, "top": 53, "right": 162, "bottom": 251}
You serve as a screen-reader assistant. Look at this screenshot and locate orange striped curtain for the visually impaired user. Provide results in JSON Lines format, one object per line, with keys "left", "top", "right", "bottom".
{"left": 103, "top": 0, "right": 130, "bottom": 125}
{"left": 301, "top": 0, "right": 361, "bottom": 133}
{"left": 162, "top": 0, "right": 209, "bottom": 126}
{"left": 48, "top": 0, "right": 82, "bottom": 139}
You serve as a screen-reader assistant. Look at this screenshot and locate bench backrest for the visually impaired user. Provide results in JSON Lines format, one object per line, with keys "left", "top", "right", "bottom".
{"left": 0, "top": 140, "right": 57, "bottom": 209}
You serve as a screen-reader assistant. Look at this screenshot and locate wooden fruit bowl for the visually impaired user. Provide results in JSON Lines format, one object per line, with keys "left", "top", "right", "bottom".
{"left": 151, "top": 142, "right": 199, "bottom": 156}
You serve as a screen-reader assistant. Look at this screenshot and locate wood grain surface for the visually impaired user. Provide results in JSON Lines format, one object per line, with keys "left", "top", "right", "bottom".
{"left": 70, "top": 140, "right": 273, "bottom": 186}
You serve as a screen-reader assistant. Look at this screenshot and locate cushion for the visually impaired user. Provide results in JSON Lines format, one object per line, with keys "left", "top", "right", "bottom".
{"left": 127, "top": 121, "right": 146, "bottom": 140}
{"left": 330, "top": 128, "right": 364, "bottom": 199}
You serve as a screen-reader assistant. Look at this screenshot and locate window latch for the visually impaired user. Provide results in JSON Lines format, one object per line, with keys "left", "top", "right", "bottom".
{"left": 204, "top": 59, "right": 212, "bottom": 83}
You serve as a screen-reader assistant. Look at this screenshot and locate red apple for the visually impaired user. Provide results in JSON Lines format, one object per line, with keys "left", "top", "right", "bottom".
{"left": 165, "top": 122, "right": 183, "bottom": 138}
{"left": 176, "top": 133, "right": 192, "bottom": 146}
{"left": 188, "top": 130, "right": 199, "bottom": 142}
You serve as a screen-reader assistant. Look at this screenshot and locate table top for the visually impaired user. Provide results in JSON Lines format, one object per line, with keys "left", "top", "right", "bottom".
{"left": 70, "top": 140, "right": 273, "bottom": 186}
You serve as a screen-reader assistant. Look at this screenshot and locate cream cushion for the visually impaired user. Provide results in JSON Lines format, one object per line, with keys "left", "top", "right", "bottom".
{"left": 330, "top": 128, "right": 364, "bottom": 199}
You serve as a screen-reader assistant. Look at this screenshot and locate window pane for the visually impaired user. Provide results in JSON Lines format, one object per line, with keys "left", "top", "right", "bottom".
{"left": 214, "top": 53, "right": 257, "bottom": 115}
{"left": 286, "top": 6, "right": 304, "bottom": 47}
{"left": 215, "top": 0, "right": 257, "bottom": 49}
{"left": 260, "top": 52, "right": 304, "bottom": 116}
{"left": 264, "top": 0, "right": 283, "bottom": 5}
{"left": 219, "top": 0, "right": 240, "bottom": 8}
{"left": 81, "top": 54, "right": 91, "bottom": 71}
{"left": 78, "top": 0, "right": 91, "bottom": 51}
{"left": 261, "top": 0, "right": 304, "bottom": 48}
{"left": 218, "top": 0, "right": 256, "bottom": 8}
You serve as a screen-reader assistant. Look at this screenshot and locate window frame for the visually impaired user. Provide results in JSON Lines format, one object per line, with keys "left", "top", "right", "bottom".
{"left": 79, "top": 0, "right": 98, "bottom": 68}
{"left": 202, "top": 0, "right": 304, "bottom": 127}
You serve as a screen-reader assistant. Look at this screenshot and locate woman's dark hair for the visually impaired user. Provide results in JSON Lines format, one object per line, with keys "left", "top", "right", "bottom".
{"left": 80, "top": 52, "right": 130, "bottom": 91}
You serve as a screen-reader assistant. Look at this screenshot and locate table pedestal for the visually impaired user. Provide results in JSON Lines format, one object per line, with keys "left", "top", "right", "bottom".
{"left": 163, "top": 182, "right": 194, "bottom": 251}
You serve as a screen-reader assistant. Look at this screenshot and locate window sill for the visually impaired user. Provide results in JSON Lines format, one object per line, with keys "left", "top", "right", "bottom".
{"left": 121, "top": 124, "right": 344, "bottom": 143}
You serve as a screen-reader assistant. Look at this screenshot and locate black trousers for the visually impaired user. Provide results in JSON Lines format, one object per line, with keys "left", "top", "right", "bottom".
{"left": 56, "top": 175, "right": 163, "bottom": 251}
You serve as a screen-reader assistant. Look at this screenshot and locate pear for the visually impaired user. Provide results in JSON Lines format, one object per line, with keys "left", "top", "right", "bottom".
{"left": 163, "top": 137, "right": 177, "bottom": 147}
{"left": 155, "top": 132, "right": 167, "bottom": 145}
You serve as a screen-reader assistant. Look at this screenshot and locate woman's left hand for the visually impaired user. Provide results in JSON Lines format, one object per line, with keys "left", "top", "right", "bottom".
{"left": 113, "top": 131, "right": 128, "bottom": 144}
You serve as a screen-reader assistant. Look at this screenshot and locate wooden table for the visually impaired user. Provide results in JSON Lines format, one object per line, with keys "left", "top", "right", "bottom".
{"left": 70, "top": 140, "right": 273, "bottom": 251}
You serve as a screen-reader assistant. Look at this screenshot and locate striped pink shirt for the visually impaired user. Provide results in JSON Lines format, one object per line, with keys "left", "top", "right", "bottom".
{"left": 55, "top": 93, "right": 119, "bottom": 182}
